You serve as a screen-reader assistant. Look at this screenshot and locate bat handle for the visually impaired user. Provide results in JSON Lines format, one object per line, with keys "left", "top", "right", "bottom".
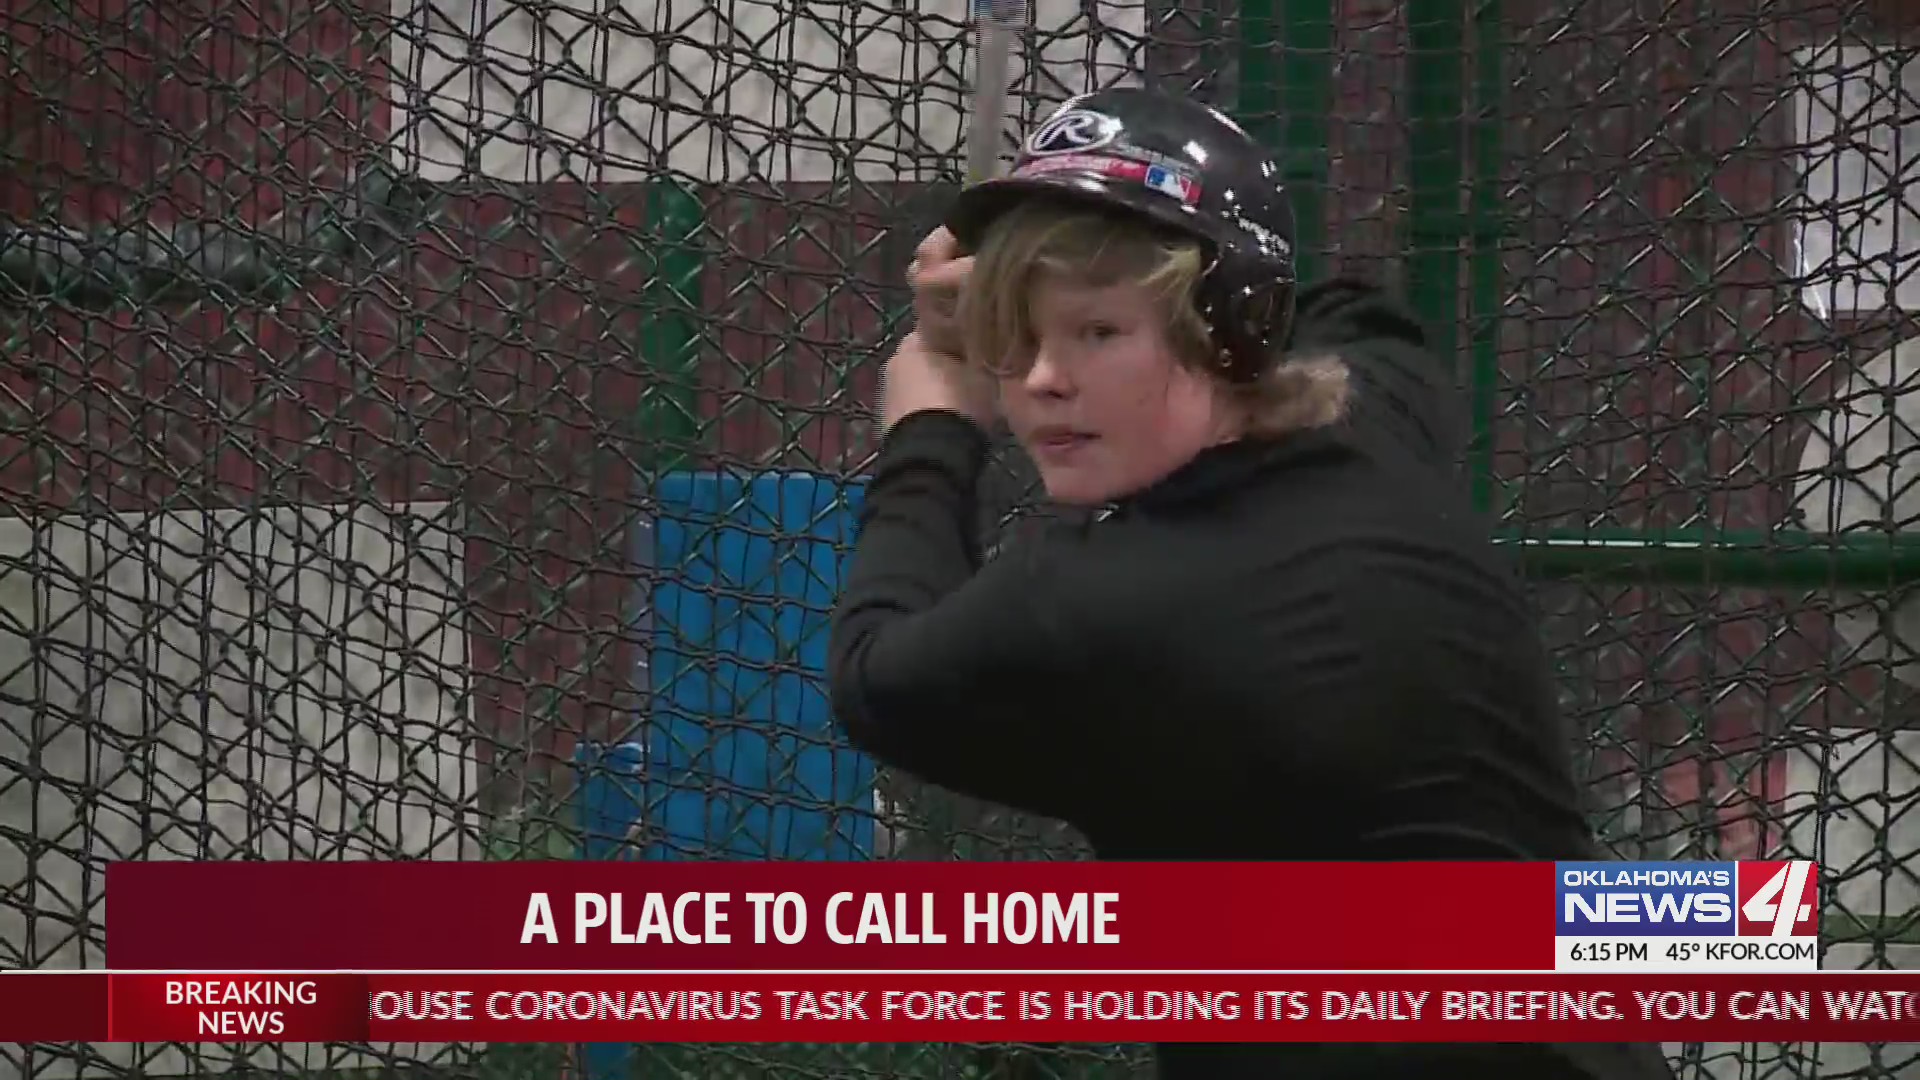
{"left": 964, "top": 18, "right": 1019, "bottom": 186}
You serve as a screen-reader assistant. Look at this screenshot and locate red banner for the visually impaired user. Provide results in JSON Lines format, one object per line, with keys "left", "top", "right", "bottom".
{"left": 104, "top": 862, "right": 1553, "bottom": 971}
{"left": 4, "top": 972, "right": 1919, "bottom": 1043}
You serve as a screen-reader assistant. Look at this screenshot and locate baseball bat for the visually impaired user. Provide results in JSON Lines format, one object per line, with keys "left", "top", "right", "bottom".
{"left": 964, "top": 0, "right": 1025, "bottom": 185}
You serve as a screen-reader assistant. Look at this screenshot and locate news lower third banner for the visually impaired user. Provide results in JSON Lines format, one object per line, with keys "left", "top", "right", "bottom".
{"left": 0, "top": 858, "right": 1849, "bottom": 1044}
{"left": 99, "top": 859, "right": 1821, "bottom": 973}
{"left": 2, "top": 973, "right": 1916, "bottom": 1043}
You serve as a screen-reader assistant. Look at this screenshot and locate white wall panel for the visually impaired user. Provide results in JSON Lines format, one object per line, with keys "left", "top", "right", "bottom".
{"left": 0, "top": 502, "right": 475, "bottom": 1078}
{"left": 389, "top": 0, "right": 1147, "bottom": 183}
{"left": 1791, "top": 45, "right": 1920, "bottom": 317}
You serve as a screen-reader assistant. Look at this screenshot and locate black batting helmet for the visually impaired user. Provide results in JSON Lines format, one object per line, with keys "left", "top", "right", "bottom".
{"left": 945, "top": 88, "right": 1299, "bottom": 383}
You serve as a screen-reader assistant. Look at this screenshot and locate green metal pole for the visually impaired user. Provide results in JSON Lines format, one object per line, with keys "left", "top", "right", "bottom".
{"left": 1495, "top": 529, "right": 1920, "bottom": 589}
{"left": 1241, "top": 0, "right": 1332, "bottom": 284}
{"left": 1407, "top": 0, "right": 1505, "bottom": 515}
{"left": 1465, "top": 0, "right": 1503, "bottom": 514}
{"left": 1406, "top": 0, "right": 1462, "bottom": 360}
{"left": 639, "top": 182, "right": 705, "bottom": 474}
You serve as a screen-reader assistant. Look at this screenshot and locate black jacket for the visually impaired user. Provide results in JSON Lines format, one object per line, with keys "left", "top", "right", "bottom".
{"left": 828, "top": 280, "right": 1674, "bottom": 1080}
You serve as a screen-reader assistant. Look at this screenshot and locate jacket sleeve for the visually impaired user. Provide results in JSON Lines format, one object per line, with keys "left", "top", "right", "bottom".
{"left": 1292, "top": 278, "right": 1466, "bottom": 468}
{"left": 827, "top": 409, "right": 1101, "bottom": 815}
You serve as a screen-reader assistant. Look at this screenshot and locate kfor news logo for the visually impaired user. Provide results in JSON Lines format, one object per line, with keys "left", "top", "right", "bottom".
{"left": 1556, "top": 860, "right": 1818, "bottom": 938}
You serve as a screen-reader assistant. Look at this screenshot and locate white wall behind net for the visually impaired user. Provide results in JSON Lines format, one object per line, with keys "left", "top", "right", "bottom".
{"left": 1791, "top": 46, "right": 1920, "bottom": 318}
{"left": 388, "top": 0, "right": 1148, "bottom": 183}
{"left": 0, "top": 504, "right": 474, "bottom": 1079}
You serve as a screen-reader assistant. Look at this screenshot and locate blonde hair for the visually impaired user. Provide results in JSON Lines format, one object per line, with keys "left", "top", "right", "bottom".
{"left": 958, "top": 199, "right": 1351, "bottom": 437}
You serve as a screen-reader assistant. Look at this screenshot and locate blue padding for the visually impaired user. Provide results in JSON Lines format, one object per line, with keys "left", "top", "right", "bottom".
{"left": 575, "top": 741, "right": 647, "bottom": 860}
{"left": 572, "top": 740, "right": 647, "bottom": 1080}
{"left": 645, "top": 471, "right": 874, "bottom": 861}
{"left": 572, "top": 467, "right": 875, "bottom": 1078}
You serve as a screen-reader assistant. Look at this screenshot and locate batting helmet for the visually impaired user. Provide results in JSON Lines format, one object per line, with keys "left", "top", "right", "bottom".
{"left": 945, "top": 88, "right": 1299, "bottom": 382}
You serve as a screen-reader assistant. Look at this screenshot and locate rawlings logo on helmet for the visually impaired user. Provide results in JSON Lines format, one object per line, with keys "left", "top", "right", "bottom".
{"left": 1025, "top": 108, "right": 1122, "bottom": 156}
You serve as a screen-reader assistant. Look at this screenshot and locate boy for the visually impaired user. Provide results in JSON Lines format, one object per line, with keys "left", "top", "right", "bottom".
{"left": 830, "top": 88, "right": 1674, "bottom": 1080}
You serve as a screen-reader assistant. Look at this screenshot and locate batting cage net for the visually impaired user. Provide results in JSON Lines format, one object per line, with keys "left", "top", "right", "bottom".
{"left": 1, "top": 0, "right": 1917, "bottom": 1076}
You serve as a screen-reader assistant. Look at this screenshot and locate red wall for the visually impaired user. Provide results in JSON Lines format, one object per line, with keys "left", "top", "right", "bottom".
{"left": 0, "top": 0, "right": 910, "bottom": 804}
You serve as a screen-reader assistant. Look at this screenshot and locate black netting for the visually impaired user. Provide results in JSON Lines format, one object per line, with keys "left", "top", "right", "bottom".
{"left": 0, "top": 0, "right": 1916, "bottom": 1077}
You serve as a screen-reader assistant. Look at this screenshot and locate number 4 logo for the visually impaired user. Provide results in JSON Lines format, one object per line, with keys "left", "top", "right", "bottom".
{"left": 1741, "top": 861, "right": 1815, "bottom": 938}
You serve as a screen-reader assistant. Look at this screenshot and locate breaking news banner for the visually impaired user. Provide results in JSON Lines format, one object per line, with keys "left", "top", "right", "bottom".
{"left": 3, "top": 973, "right": 1919, "bottom": 1043}
{"left": 0, "top": 858, "right": 1854, "bottom": 1044}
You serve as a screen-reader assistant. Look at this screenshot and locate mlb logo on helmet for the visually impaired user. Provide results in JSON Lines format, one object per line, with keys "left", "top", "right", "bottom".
{"left": 1144, "top": 164, "right": 1200, "bottom": 206}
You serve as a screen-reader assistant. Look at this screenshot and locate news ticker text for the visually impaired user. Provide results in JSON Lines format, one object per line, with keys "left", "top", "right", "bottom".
{"left": 3, "top": 972, "right": 1915, "bottom": 1043}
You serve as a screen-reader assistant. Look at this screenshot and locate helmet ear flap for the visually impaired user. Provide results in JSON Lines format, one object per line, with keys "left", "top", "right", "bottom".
{"left": 1200, "top": 267, "right": 1295, "bottom": 383}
